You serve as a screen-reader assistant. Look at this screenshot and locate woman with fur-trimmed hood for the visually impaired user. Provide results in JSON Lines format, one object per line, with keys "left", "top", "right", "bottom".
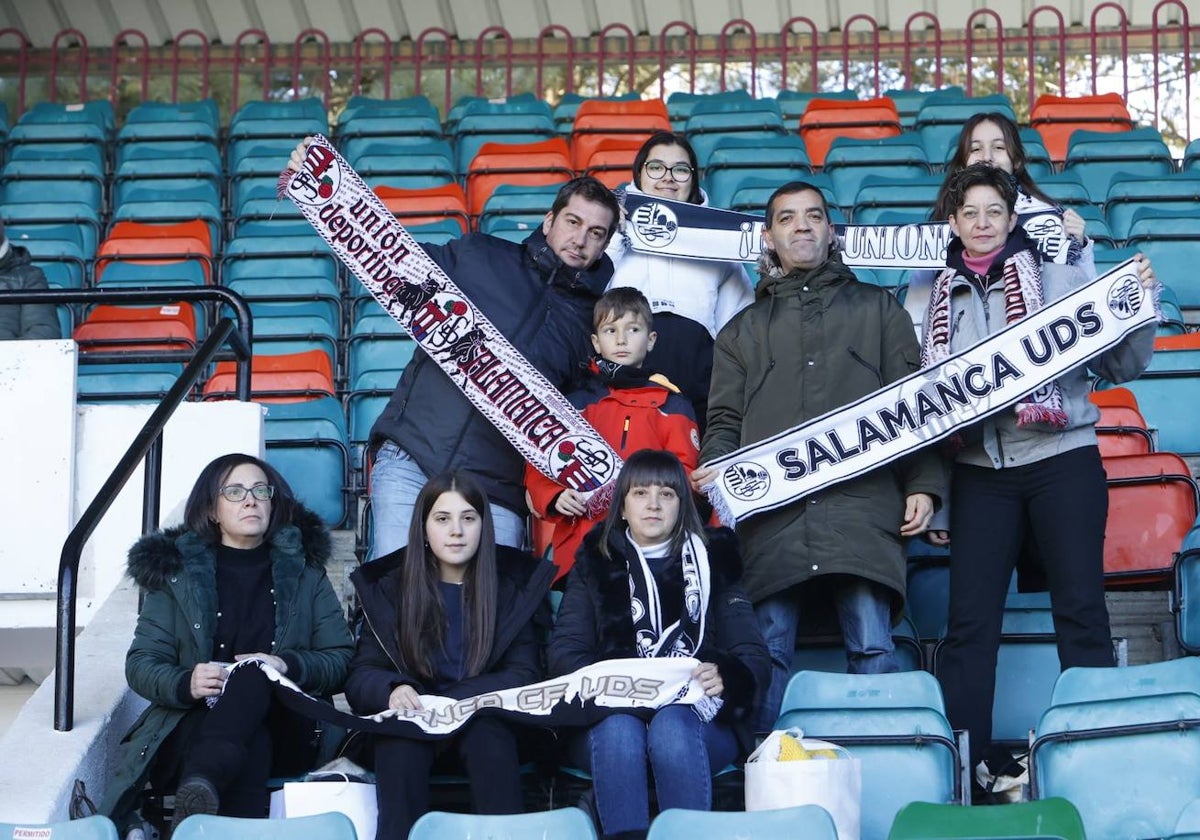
{"left": 102, "top": 453, "right": 354, "bottom": 833}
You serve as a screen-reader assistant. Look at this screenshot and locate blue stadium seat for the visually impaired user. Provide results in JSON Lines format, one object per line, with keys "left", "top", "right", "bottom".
{"left": 684, "top": 100, "right": 788, "bottom": 167}
{"left": 667, "top": 90, "right": 754, "bottom": 131}
{"left": 648, "top": 805, "right": 838, "bottom": 840}
{"left": 1, "top": 158, "right": 105, "bottom": 209}
{"left": 913, "top": 94, "right": 1016, "bottom": 163}
{"left": 1123, "top": 211, "right": 1200, "bottom": 309}
{"left": 172, "top": 812, "right": 356, "bottom": 840}
{"left": 1031, "top": 659, "right": 1200, "bottom": 840}
{"left": 410, "top": 808, "right": 597, "bottom": 840}
{"left": 776, "top": 670, "right": 962, "bottom": 840}
{"left": 702, "top": 135, "right": 811, "bottom": 209}
{"left": 263, "top": 397, "right": 350, "bottom": 528}
{"left": 451, "top": 98, "right": 556, "bottom": 175}
{"left": 77, "top": 362, "right": 186, "bottom": 403}
{"left": 478, "top": 183, "right": 561, "bottom": 233}
{"left": 1105, "top": 172, "right": 1200, "bottom": 242}
{"left": 1063, "top": 126, "right": 1175, "bottom": 203}
{"left": 823, "top": 134, "right": 931, "bottom": 210}
{"left": 851, "top": 174, "right": 944, "bottom": 225}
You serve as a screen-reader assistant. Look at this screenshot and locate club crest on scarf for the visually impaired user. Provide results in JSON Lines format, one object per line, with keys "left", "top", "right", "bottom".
{"left": 630, "top": 201, "right": 680, "bottom": 249}
{"left": 722, "top": 462, "right": 771, "bottom": 501}
{"left": 1107, "top": 273, "right": 1144, "bottom": 320}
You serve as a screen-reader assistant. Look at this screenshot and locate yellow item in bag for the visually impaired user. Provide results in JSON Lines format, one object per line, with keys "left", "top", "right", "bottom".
{"left": 777, "top": 733, "right": 840, "bottom": 761}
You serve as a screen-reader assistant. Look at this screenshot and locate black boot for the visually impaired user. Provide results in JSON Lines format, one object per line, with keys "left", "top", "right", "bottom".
{"left": 172, "top": 776, "right": 219, "bottom": 827}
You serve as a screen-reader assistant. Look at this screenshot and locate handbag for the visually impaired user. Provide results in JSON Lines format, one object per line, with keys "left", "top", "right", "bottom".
{"left": 269, "top": 774, "right": 377, "bottom": 840}
{"left": 744, "top": 728, "right": 861, "bottom": 840}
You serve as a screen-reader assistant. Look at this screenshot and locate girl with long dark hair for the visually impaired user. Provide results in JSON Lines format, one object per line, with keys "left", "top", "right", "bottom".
{"left": 345, "top": 471, "right": 554, "bottom": 840}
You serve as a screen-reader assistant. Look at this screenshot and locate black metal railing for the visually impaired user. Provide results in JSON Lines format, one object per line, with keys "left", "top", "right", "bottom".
{"left": 0, "top": 286, "right": 253, "bottom": 730}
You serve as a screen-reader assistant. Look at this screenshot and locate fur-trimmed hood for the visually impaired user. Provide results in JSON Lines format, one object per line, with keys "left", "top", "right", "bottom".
{"left": 126, "top": 503, "right": 331, "bottom": 591}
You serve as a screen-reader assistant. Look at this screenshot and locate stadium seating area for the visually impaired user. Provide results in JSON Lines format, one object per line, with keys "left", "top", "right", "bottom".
{"left": 5, "top": 88, "right": 1199, "bottom": 534}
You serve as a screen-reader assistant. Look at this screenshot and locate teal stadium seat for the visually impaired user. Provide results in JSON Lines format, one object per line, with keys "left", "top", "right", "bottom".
{"left": 1, "top": 158, "right": 105, "bottom": 210}
{"left": 1175, "top": 519, "right": 1200, "bottom": 654}
{"left": 1123, "top": 210, "right": 1200, "bottom": 309}
{"left": 702, "top": 135, "right": 811, "bottom": 209}
{"left": 263, "top": 397, "right": 350, "bottom": 527}
{"left": 451, "top": 97, "right": 556, "bottom": 175}
{"left": 410, "top": 808, "right": 597, "bottom": 840}
{"left": 171, "top": 812, "right": 356, "bottom": 840}
{"left": 667, "top": 90, "right": 753, "bottom": 131}
{"left": 76, "top": 362, "right": 186, "bottom": 403}
{"left": 684, "top": 99, "right": 788, "bottom": 167}
{"left": 851, "top": 174, "right": 944, "bottom": 225}
{"left": 1031, "top": 659, "right": 1200, "bottom": 840}
{"left": 0, "top": 816, "right": 118, "bottom": 840}
{"left": 884, "top": 87, "right": 961, "bottom": 131}
{"left": 1105, "top": 171, "right": 1200, "bottom": 241}
{"left": 776, "top": 670, "right": 962, "bottom": 840}
{"left": 823, "top": 134, "right": 931, "bottom": 210}
{"left": 1173, "top": 797, "right": 1200, "bottom": 838}
{"left": 350, "top": 139, "right": 456, "bottom": 189}
{"left": 1063, "top": 126, "right": 1176, "bottom": 203}
{"left": 647, "top": 805, "right": 838, "bottom": 840}
{"left": 1184, "top": 139, "right": 1200, "bottom": 174}
{"left": 913, "top": 93, "right": 1016, "bottom": 163}
{"left": 792, "top": 615, "right": 925, "bottom": 673}
{"left": 479, "top": 183, "right": 561, "bottom": 233}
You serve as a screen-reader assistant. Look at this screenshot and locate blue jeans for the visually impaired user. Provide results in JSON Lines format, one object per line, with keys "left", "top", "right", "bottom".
{"left": 579, "top": 706, "right": 737, "bottom": 836}
{"left": 369, "top": 441, "right": 526, "bottom": 559}
{"left": 755, "top": 576, "right": 898, "bottom": 732}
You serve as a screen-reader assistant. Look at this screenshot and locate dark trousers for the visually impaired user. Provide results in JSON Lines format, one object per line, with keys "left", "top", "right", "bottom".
{"left": 373, "top": 715, "right": 523, "bottom": 840}
{"left": 936, "top": 446, "right": 1115, "bottom": 770}
{"left": 151, "top": 665, "right": 318, "bottom": 817}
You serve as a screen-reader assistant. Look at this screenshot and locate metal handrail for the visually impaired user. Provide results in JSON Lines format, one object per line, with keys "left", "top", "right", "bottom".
{"left": 0, "top": 285, "right": 253, "bottom": 730}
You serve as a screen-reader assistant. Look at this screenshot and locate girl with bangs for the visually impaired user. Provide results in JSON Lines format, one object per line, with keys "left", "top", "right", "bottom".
{"left": 549, "top": 449, "right": 768, "bottom": 840}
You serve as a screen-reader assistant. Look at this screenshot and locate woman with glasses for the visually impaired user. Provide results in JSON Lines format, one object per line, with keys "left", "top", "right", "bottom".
{"left": 607, "top": 131, "right": 754, "bottom": 432}
{"left": 103, "top": 453, "right": 354, "bottom": 834}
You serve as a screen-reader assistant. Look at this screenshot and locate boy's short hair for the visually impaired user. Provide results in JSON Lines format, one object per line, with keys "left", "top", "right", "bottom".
{"left": 593, "top": 287, "right": 653, "bottom": 332}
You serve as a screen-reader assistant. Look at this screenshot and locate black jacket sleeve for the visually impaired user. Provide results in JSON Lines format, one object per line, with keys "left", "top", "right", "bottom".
{"left": 546, "top": 563, "right": 600, "bottom": 677}
{"left": 343, "top": 618, "right": 421, "bottom": 715}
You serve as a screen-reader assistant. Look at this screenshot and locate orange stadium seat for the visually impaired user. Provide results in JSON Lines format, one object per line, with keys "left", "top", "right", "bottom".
{"left": 570, "top": 99, "right": 671, "bottom": 171}
{"left": 374, "top": 183, "right": 470, "bottom": 234}
{"left": 799, "top": 97, "right": 901, "bottom": 168}
{"left": 95, "top": 219, "right": 214, "bottom": 284}
{"left": 1031, "top": 93, "right": 1134, "bottom": 164}
{"left": 202, "top": 349, "right": 336, "bottom": 403}
{"left": 465, "top": 138, "right": 574, "bottom": 219}
{"left": 73, "top": 303, "right": 197, "bottom": 353}
{"left": 1102, "top": 451, "right": 1198, "bottom": 588}
{"left": 1088, "top": 386, "right": 1140, "bottom": 411}
{"left": 581, "top": 136, "right": 645, "bottom": 189}
{"left": 1095, "top": 404, "right": 1154, "bottom": 458}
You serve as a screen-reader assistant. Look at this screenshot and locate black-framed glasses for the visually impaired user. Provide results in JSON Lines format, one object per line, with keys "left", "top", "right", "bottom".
{"left": 643, "top": 160, "right": 694, "bottom": 182}
{"left": 218, "top": 484, "right": 275, "bottom": 502}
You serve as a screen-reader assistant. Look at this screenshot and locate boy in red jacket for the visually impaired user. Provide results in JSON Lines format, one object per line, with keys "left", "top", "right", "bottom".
{"left": 526, "top": 287, "right": 700, "bottom": 582}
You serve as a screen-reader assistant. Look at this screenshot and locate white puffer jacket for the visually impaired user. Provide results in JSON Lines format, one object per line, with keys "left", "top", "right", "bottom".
{"left": 606, "top": 182, "right": 755, "bottom": 338}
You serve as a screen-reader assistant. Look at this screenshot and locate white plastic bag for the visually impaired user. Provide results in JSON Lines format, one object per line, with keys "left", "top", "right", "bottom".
{"left": 744, "top": 728, "right": 861, "bottom": 840}
{"left": 269, "top": 776, "right": 377, "bottom": 840}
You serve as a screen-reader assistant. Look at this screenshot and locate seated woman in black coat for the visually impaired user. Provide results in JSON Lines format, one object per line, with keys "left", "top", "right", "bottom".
{"left": 345, "top": 471, "right": 555, "bottom": 840}
{"left": 548, "top": 449, "right": 769, "bottom": 840}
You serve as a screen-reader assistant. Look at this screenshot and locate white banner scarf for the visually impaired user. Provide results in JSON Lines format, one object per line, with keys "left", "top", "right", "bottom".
{"left": 624, "top": 192, "right": 1071, "bottom": 269}
{"left": 702, "top": 259, "right": 1156, "bottom": 524}
{"left": 222, "top": 656, "right": 711, "bottom": 739}
{"left": 282, "top": 135, "right": 620, "bottom": 509}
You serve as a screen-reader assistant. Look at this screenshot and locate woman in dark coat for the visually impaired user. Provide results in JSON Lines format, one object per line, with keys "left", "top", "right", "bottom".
{"left": 102, "top": 453, "right": 354, "bottom": 830}
{"left": 345, "top": 470, "right": 555, "bottom": 840}
{"left": 548, "top": 449, "right": 769, "bottom": 840}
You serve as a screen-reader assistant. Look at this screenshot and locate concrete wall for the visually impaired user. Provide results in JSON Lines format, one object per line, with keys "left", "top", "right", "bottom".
{"left": 0, "top": 336, "right": 265, "bottom": 680}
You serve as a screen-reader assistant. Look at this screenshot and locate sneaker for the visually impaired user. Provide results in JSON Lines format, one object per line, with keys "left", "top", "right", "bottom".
{"left": 172, "top": 776, "right": 219, "bottom": 826}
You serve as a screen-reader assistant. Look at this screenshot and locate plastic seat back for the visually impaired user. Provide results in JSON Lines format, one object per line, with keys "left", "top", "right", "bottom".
{"left": 172, "top": 812, "right": 355, "bottom": 840}
{"left": 74, "top": 303, "right": 197, "bottom": 353}
{"left": 1102, "top": 452, "right": 1198, "bottom": 587}
{"left": 374, "top": 183, "right": 470, "bottom": 233}
{"left": 571, "top": 99, "right": 671, "bottom": 170}
{"left": 203, "top": 349, "right": 336, "bottom": 403}
{"left": 1031, "top": 92, "right": 1134, "bottom": 163}
{"left": 887, "top": 798, "right": 1084, "bottom": 840}
{"left": 409, "top": 808, "right": 598, "bottom": 840}
{"left": 465, "top": 138, "right": 573, "bottom": 218}
{"left": 799, "top": 98, "right": 902, "bottom": 167}
{"left": 648, "top": 805, "right": 838, "bottom": 840}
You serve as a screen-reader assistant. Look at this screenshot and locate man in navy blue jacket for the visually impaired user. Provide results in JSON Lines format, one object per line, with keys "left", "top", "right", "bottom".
{"left": 367, "top": 177, "right": 619, "bottom": 558}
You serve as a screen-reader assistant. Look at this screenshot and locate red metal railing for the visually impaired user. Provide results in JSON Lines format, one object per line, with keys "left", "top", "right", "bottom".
{"left": 0, "top": 14, "right": 1194, "bottom": 140}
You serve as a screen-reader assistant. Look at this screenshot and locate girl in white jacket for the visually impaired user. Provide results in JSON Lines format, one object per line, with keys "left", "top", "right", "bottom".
{"left": 607, "top": 131, "right": 754, "bottom": 432}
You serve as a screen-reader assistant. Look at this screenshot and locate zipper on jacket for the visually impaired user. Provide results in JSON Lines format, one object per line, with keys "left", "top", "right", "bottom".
{"left": 620, "top": 416, "right": 630, "bottom": 450}
{"left": 360, "top": 601, "right": 404, "bottom": 674}
{"left": 745, "top": 359, "right": 776, "bottom": 408}
{"left": 847, "top": 347, "right": 883, "bottom": 387}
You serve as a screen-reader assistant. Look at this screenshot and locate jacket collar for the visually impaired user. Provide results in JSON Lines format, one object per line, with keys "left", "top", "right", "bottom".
{"left": 522, "top": 227, "right": 614, "bottom": 298}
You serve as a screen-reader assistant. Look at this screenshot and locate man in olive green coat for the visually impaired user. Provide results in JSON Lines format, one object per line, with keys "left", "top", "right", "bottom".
{"left": 693, "top": 181, "right": 944, "bottom": 731}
